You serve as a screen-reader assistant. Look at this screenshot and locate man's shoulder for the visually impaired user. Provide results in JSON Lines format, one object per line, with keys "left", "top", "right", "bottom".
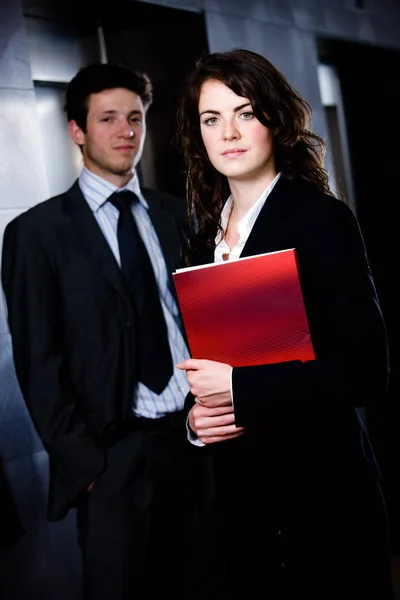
{"left": 141, "top": 187, "right": 186, "bottom": 211}
{"left": 7, "top": 182, "right": 78, "bottom": 230}
{"left": 17, "top": 195, "right": 62, "bottom": 221}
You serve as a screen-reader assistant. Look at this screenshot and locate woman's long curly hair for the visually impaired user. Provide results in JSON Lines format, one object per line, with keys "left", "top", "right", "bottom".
{"left": 176, "top": 48, "right": 334, "bottom": 265}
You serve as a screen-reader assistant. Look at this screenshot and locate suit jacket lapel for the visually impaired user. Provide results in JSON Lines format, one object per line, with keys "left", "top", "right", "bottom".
{"left": 63, "top": 181, "right": 132, "bottom": 305}
{"left": 143, "top": 188, "right": 185, "bottom": 296}
{"left": 194, "top": 176, "right": 300, "bottom": 264}
{"left": 240, "top": 176, "right": 299, "bottom": 258}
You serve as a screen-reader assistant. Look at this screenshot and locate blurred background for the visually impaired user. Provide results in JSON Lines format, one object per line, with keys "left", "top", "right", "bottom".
{"left": 1, "top": 0, "right": 400, "bottom": 597}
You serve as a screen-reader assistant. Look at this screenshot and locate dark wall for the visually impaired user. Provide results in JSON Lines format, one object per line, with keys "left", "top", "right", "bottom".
{"left": 320, "top": 37, "right": 400, "bottom": 553}
{"left": 100, "top": 0, "right": 209, "bottom": 198}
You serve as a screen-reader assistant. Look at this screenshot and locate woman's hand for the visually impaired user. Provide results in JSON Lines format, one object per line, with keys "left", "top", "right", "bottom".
{"left": 177, "top": 358, "right": 233, "bottom": 407}
{"left": 178, "top": 358, "right": 247, "bottom": 444}
{"left": 188, "top": 403, "right": 246, "bottom": 444}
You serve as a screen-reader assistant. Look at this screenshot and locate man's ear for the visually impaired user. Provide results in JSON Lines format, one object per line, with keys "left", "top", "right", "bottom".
{"left": 68, "top": 120, "right": 85, "bottom": 146}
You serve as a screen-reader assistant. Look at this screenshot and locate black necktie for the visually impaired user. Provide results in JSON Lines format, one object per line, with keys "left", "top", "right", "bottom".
{"left": 108, "top": 190, "right": 173, "bottom": 394}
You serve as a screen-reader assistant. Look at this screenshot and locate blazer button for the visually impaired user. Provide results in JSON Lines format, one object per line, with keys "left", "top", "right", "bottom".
{"left": 126, "top": 320, "right": 133, "bottom": 328}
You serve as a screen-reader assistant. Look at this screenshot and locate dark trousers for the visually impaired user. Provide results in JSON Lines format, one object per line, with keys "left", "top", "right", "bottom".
{"left": 76, "top": 425, "right": 216, "bottom": 600}
{"left": 215, "top": 476, "right": 395, "bottom": 599}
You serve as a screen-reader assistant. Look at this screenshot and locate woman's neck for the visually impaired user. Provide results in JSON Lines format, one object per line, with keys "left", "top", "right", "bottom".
{"left": 228, "top": 171, "right": 278, "bottom": 220}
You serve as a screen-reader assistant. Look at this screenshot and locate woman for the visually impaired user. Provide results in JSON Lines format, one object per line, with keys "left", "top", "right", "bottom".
{"left": 176, "top": 48, "right": 395, "bottom": 599}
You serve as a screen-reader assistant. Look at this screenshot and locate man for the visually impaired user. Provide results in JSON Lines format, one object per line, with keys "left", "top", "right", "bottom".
{"left": 1, "top": 63, "right": 215, "bottom": 600}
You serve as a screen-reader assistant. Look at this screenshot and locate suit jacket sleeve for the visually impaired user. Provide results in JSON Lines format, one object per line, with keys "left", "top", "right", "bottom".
{"left": 232, "top": 198, "right": 389, "bottom": 426}
{"left": 1, "top": 217, "right": 106, "bottom": 500}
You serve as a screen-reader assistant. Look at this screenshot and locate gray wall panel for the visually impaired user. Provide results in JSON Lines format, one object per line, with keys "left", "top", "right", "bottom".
{"left": 0, "top": 289, "right": 9, "bottom": 335}
{"left": 25, "top": 18, "right": 99, "bottom": 83}
{"left": 135, "top": 0, "right": 202, "bottom": 12}
{"left": 0, "top": 0, "right": 34, "bottom": 90}
{"left": 0, "top": 88, "right": 49, "bottom": 210}
{"left": 203, "top": 0, "right": 400, "bottom": 49}
{"left": 0, "top": 334, "right": 43, "bottom": 463}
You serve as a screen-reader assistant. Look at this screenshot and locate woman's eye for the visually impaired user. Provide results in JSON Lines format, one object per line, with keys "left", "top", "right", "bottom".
{"left": 204, "top": 117, "right": 218, "bottom": 125}
{"left": 241, "top": 112, "right": 254, "bottom": 120}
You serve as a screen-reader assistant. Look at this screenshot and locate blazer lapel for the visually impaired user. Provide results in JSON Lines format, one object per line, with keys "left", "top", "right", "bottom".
{"left": 188, "top": 177, "right": 300, "bottom": 265}
{"left": 63, "top": 181, "right": 132, "bottom": 305}
{"left": 240, "top": 176, "right": 299, "bottom": 258}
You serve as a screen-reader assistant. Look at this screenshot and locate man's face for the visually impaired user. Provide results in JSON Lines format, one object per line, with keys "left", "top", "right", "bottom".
{"left": 69, "top": 87, "right": 146, "bottom": 186}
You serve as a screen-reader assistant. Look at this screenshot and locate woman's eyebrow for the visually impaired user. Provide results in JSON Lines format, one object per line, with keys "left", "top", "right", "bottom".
{"left": 199, "top": 102, "right": 251, "bottom": 118}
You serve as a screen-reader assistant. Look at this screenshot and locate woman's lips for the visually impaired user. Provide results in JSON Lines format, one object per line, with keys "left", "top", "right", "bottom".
{"left": 221, "top": 149, "right": 247, "bottom": 158}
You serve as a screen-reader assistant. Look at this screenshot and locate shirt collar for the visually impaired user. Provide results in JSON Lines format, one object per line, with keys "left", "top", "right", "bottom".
{"left": 79, "top": 166, "right": 148, "bottom": 213}
{"left": 218, "top": 172, "right": 281, "bottom": 243}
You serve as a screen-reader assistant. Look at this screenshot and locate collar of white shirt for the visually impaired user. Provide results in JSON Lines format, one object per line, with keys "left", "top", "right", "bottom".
{"left": 79, "top": 166, "right": 148, "bottom": 212}
{"left": 215, "top": 172, "right": 281, "bottom": 262}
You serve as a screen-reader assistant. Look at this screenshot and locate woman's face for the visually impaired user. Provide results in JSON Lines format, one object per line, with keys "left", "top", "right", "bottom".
{"left": 198, "top": 79, "right": 276, "bottom": 183}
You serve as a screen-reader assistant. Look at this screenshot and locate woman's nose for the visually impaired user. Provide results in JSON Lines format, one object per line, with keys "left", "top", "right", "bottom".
{"left": 222, "top": 122, "right": 239, "bottom": 141}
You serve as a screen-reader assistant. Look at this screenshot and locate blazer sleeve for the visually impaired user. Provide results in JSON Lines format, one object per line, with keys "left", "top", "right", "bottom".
{"left": 232, "top": 199, "right": 389, "bottom": 426}
{"left": 1, "top": 217, "right": 106, "bottom": 500}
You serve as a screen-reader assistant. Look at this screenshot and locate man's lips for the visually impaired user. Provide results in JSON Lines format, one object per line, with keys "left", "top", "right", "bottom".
{"left": 115, "top": 145, "right": 135, "bottom": 151}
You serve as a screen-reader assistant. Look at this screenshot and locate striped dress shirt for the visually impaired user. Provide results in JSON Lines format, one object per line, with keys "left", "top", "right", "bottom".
{"left": 79, "top": 167, "right": 190, "bottom": 418}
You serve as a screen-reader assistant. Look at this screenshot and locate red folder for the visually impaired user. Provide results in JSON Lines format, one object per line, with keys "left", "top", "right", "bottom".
{"left": 172, "top": 248, "right": 315, "bottom": 367}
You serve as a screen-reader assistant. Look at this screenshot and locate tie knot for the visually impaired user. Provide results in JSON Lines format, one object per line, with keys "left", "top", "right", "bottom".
{"left": 108, "top": 190, "right": 139, "bottom": 213}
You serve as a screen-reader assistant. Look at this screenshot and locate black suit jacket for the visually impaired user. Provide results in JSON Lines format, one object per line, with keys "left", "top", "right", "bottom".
{"left": 186, "top": 176, "right": 389, "bottom": 497}
{"left": 1, "top": 180, "right": 187, "bottom": 521}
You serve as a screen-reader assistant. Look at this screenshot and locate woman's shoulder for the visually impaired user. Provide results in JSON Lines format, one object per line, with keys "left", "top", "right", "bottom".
{"left": 288, "top": 178, "right": 355, "bottom": 219}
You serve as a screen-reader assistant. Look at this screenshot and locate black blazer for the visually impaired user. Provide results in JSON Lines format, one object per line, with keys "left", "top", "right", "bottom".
{"left": 1, "top": 180, "right": 187, "bottom": 520}
{"left": 186, "top": 176, "right": 389, "bottom": 497}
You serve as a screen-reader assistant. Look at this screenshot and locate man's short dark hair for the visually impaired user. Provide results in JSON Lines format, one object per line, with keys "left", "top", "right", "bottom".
{"left": 65, "top": 63, "right": 153, "bottom": 131}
